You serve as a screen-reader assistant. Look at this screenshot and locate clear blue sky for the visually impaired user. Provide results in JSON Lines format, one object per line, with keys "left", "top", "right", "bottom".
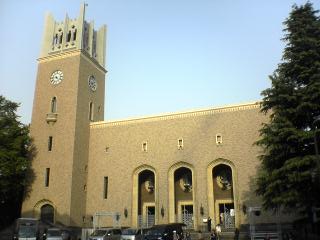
{"left": 1, "top": 0, "right": 319, "bottom": 124}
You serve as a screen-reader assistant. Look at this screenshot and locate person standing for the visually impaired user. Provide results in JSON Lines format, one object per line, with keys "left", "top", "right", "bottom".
{"left": 210, "top": 230, "right": 216, "bottom": 240}
{"left": 185, "top": 232, "right": 191, "bottom": 240}
{"left": 207, "top": 217, "right": 212, "bottom": 232}
{"left": 215, "top": 224, "right": 221, "bottom": 240}
{"left": 234, "top": 228, "right": 239, "bottom": 240}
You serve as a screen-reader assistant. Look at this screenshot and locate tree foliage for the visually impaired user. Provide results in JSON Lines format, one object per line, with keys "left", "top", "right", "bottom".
{"left": 256, "top": 3, "right": 320, "bottom": 213}
{"left": 0, "top": 96, "right": 34, "bottom": 228}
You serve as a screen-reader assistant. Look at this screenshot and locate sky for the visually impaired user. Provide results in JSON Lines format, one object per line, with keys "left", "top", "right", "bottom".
{"left": 1, "top": 0, "right": 319, "bottom": 124}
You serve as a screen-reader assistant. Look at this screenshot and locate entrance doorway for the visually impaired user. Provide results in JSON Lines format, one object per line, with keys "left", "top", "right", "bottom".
{"left": 218, "top": 203, "right": 235, "bottom": 229}
{"left": 146, "top": 206, "right": 155, "bottom": 227}
{"left": 137, "top": 169, "right": 156, "bottom": 228}
{"left": 142, "top": 203, "right": 155, "bottom": 228}
{"left": 181, "top": 204, "right": 193, "bottom": 228}
{"left": 40, "top": 204, "right": 54, "bottom": 224}
{"left": 212, "top": 164, "right": 235, "bottom": 229}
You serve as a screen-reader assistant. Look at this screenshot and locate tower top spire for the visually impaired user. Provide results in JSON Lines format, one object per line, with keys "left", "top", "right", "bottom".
{"left": 40, "top": 4, "right": 106, "bottom": 67}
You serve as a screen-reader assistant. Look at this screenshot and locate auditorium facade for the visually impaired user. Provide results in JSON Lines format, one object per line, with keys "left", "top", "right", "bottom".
{"left": 22, "top": 4, "right": 288, "bottom": 230}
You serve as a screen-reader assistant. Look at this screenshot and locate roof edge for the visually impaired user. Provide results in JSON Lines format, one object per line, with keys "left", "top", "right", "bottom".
{"left": 91, "top": 101, "right": 261, "bottom": 128}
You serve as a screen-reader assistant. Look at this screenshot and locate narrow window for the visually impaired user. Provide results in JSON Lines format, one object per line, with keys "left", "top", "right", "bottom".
{"left": 59, "top": 32, "right": 63, "bottom": 44}
{"left": 103, "top": 176, "right": 108, "bottom": 199}
{"left": 53, "top": 34, "right": 58, "bottom": 45}
{"left": 142, "top": 142, "right": 147, "bottom": 152}
{"left": 51, "top": 97, "right": 57, "bottom": 113}
{"left": 216, "top": 134, "right": 222, "bottom": 145}
{"left": 92, "top": 31, "right": 97, "bottom": 57}
{"left": 67, "top": 30, "right": 71, "bottom": 42}
{"left": 48, "top": 136, "right": 53, "bottom": 151}
{"left": 178, "top": 138, "right": 183, "bottom": 149}
{"left": 89, "top": 102, "right": 94, "bottom": 121}
{"left": 73, "top": 28, "right": 77, "bottom": 41}
{"left": 45, "top": 168, "right": 50, "bottom": 187}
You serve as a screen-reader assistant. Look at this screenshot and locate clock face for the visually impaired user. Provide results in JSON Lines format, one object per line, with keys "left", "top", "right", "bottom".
{"left": 50, "top": 70, "right": 63, "bottom": 85}
{"left": 88, "top": 76, "right": 97, "bottom": 91}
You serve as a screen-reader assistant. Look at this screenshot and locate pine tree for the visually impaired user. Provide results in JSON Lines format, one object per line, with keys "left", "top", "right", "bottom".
{"left": 0, "top": 96, "right": 34, "bottom": 228}
{"left": 256, "top": 2, "right": 320, "bottom": 215}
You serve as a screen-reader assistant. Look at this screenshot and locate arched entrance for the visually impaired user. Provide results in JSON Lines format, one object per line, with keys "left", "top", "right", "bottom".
{"left": 138, "top": 170, "right": 155, "bottom": 227}
{"left": 174, "top": 167, "right": 194, "bottom": 228}
{"left": 213, "top": 164, "right": 234, "bottom": 228}
{"left": 33, "top": 199, "right": 55, "bottom": 224}
{"left": 132, "top": 165, "right": 157, "bottom": 228}
{"left": 210, "top": 163, "right": 236, "bottom": 229}
{"left": 40, "top": 204, "right": 54, "bottom": 224}
{"left": 169, "top": 163, "right": 195, "bottom": 229}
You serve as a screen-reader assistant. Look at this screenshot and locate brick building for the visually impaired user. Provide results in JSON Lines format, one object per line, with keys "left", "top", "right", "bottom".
{"left": 22, "top": 4, "right": 289, "bottom": 230}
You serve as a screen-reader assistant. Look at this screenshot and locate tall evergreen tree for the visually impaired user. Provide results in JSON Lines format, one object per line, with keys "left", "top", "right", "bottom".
{"left": 0, "top": 96, "right": 34, "bottom": 229}
{"left": 256, "top": 3, "right": 320, "bottom": 215}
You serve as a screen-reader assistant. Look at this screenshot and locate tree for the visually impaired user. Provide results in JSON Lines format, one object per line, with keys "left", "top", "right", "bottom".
{"left": 256, "top": 2, "right": 320, "bottom": 216}
{"left": 0, "top": 96, "right": 34, "bottom": 228}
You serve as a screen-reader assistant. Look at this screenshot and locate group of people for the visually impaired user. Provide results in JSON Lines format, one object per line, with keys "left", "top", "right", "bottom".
{"left": 209, "top": 225, "right": 221, "bottom": 240}
{"left": 207, "top": 217, "right": 222, "bottom": 240}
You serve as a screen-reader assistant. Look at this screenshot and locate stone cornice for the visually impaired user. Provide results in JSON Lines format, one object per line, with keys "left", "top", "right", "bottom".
{"left": 91, "top": 101, "right": 261, "bottom": 129}
{"left": 37, "top": 49, "right": 107, "bottom": 74}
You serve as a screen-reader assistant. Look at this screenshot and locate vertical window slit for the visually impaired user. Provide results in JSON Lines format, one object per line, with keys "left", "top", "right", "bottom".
{"left": 45, "top": 168, "right": 50, "bottom": 187}
{"left": 89, "top": 102, "right": 94, "bottom": 121}
{"left": 67, "top": 31, "right": 71, "bottom": 42}
{"left": 48, "top": 136, "right": 53, "bottom": 151}
{"left": 104, "top": 176, "right": 108, "bottom": 199}
{"left": 51, "top": 97, "right": 57, "bottom": 113}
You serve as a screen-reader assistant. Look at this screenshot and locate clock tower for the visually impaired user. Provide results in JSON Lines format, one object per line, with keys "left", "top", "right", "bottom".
{"left": 22, "top": 4, "right": 106, "bottom": 226}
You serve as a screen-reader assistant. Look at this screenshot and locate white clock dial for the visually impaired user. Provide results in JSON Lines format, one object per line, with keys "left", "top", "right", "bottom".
{"left": 50, "top": 70, "right": 63, "bottom": 85}
{"left": 88, "top": 76, "right": 97, "bottom": 91}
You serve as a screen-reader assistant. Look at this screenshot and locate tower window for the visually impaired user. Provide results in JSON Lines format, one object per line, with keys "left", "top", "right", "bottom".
{"left": 178, "top": 138, "right": 183, "bottom": 149}
{"left": 103, "top": 176, "right": 108, "bottom": 199}
{"left": 51, "top": 97, "right": 57, "bottom": 113}
{"left": 59, "top": 32, "right": 63, "bottom": 44}
{"left": 48, "top": 136, "right": 53, "bottom": 151}
{"left": 216, "top": 134, "right": 222, "bottom": 145}
{"left": 92, "top": 31, "right": 97, "bottom": 57}
{"left": 142, "top": 142, "right": 148, "bottom": 152}
{"left": 67, "top": 30, "right": 71, "bottom": 42}
{"left": 45, "top": 168, "right": 50, "bottom": 187}
{"left": 72, "top": 25, "right": 77, "bottom": 41}
{"left": 53, "top": 34, "right": 58, "bottom": 45}
{"left": 89, "top": 102, "right": 94, "bottom": 121}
